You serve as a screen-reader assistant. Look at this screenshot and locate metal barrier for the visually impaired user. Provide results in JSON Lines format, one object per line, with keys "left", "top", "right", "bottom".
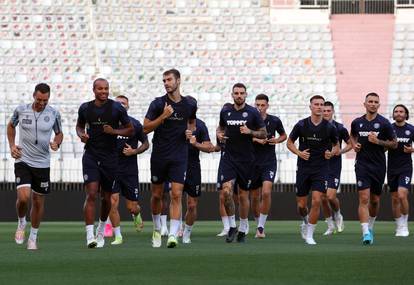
{"left": 330, "top": 0, "right": 395, "bottom": 14}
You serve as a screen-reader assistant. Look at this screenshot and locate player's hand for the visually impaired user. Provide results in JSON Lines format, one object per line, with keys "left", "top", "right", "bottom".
{"left": 253, "top": 137, "right": 267, "bottom": 145}
{"left": 324, "top": 150, "right": 332, "bottom": 159}
{"left": 122, "top": 143, "right": 136, "bottom": 156}
{"left": 404, "top": 145, "right": 413, "bottom": 153}
{"left": 103, "top": 125, "right": 115, "bottom": 135}
{"left": 49, "top": 141, "right": 60, "bottom": 151}
{"left": 161, "top": 102, "right": 174, "bottom": 120}
{"left": 189, "top": 135, "right": 197, "bottom": 145}
{"left": 10, "top": 145, "right": 22, "bottom": 159}
{"left": 80, "top": 133, "right": 89, "bottom": 143}
{"left": 354, "top": 142, "right": 362, "bottom": 152}
{"left": 240, "top": 124, "right": 251, "bottom": 135}
{"left": 299, "top": 149, "right": 310, "bottom": 160}
{"left": 185, "top": 129, "right": 193, "bottom": 140}
{"left": 368, "top": 132, "right": 379, "bottom": 144}
{"left": 267, "top": 136, "right": 278, "bottom": 145}
{"left": 217, "top": 130, "right": 228, "bottom": 143}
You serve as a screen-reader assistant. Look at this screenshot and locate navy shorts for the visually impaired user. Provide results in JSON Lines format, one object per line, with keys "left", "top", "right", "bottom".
{"left": 295, "top": 169, "right": 327, "bottom": 197}
{"left": 113, "top": 174, "right": 139, "bottom": 201}
{"left": 388, "top": 171, "right": 412, "bottom": 192}
{"left": 251, "top": 161, "right": 277, "bottom": 189}
{"left": 82, "top": 152, "right": 117, "bottom": 192}
{"left": 15, "top": 162, "right": 50, "bottom": 195}
{"left": 327, "top": 170, "right": 341, "bottom": 190}
{"left": 184, "top": 164, "right": 202, "bottom": 198}
{"left": 150, "top": 156, "right": 187, "bottom": 184}
{"left": 217, "top": 157, "right": 254, "bottom": 191}
{"left": 355, "top": 165, "right": 385, "bottom": 195}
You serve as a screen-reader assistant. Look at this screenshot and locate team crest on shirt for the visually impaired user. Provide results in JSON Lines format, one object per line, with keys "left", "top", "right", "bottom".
{"left": 405, "top": 130, "right": 411, "bottom": 136}
{"left": 242, "top": 112, "right": 248, "bottom": 118}
{"left": 44, "top": 116, "right": 50, "bottom": 122}
{"left": 374, "top": 123, "right": 380, "bottom": 129}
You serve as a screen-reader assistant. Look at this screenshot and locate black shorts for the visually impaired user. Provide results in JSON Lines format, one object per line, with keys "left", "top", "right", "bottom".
{"left": 82, "top": 152, "right": 118, "bottom": 192}
{"left": 388, "top": 171, "right": 412, "bottom": 192}
{"left": 15, "top": 162, "right": 50, "bottom": 195}
{"left": 113, "top": 174, "right": 139, "bottom": 201}
{"left": 355, "top": 165, "right": 385, "bottom": 195}
{"left": 250, "top": 161, "right": 277, "bottom": 189}
{"left": 327, "top": 171, "right": 341, "bottom": 190}
{"left": 184, "top": 164, "right": 202, "bottom": 198}
{"left": 217, "top": 157, "right": 254, "bottom": 191}
{"left": 150, "top": 156, "right": 187, "bottom": 185}
{"left": 295, "top": 169, "right": 327, "bottom": 197}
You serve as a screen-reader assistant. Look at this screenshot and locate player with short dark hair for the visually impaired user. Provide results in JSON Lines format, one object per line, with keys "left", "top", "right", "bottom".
{"left": 287, "top": 95, "right": 339, "bottom": 245}
{"left": 107, "top": 95, "right": 149, "bottom": 245}
{"left": 143, "top": 69, "right": 197, "bottom": 248}
{"left": 7, "top": 83, "right": 63, "bottom": 250}
{"left": 320, "top": 101, "right": 352, "bottom": 235}
{"left": 216, "top": 83, "right": 267, "bottom": 243}
{"left": 250, "top": 93, "right": 286, "bottom": 238}
{"left": 350, "top": 92, "right": 397, "bottom": 245}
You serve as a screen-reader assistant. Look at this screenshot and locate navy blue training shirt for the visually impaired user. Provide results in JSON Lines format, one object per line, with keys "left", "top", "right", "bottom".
{"left": 219, "top": 104, "right": 265, "bottom": 162}
{"left": 145, "top": 94, "right": 196, "bottom": 161}
{"left": 289, "top": 117, "right": 339, "bottom": 170}
{"left": 77, "top": 99, "right": 130, "bottom": 158}
{"left": 387, "top": 122, "right": 414, "bottom": 174}
{"left": 116, "top": 116, "right": 148, "bottom": 174}
{"left": 351, "top": 114, "right": 396, "bottom": 171}
{"left": 253, "top": 114, "right": 285, "bottom": 164}
{"left": 188, "top": 118, "right": 210, "bottom": 166}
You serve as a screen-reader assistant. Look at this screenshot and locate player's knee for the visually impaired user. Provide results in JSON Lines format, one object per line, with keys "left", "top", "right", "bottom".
{"left": 398, "top": 191, "right": 408, "bottom": 201}
{"left": 261, "top": 190, "right": 271, "bottom": 201}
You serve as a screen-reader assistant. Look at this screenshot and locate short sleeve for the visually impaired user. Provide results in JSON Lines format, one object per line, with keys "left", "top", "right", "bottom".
{"left": 329, "top": 123, "right": 339, "bottom": 144}
{"left": 275, "top": 117, "right": 286, "bottom": 136}
{"left": 77, "top": 103, "right": 87, "bottom": 126}
{"left": 340, "top": 126, "right": 350, "bottom": 142}
{"left": 350, "top": 119, "right": 358, "bottom": 137}
{"left": 9, "top": 106, "right": 21, "bottom": 127}
{"left": 199, "top": 122, "right": 211, "bottom": 142}
{"left": 289, "top": 121, "right": 301, "bottom": 142}
{"left": 382, "top": 121, "right": 396, "bottom": 140}
{"left": 135, "top": 121, "right": 148, "bottom": 144}
{"left": 145, "top": 99, "right": 162, "bottom": 121}
{"left": 116, "top": 102, "right": 130, "bottom": 126}
{"left": 53, "top": 110, "right": 63, "bottom": 134}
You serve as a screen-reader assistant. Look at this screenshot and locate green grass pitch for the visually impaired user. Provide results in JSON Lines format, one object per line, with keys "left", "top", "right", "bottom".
{"left": 0, "top": 221, "right": 414, "bottom": 285}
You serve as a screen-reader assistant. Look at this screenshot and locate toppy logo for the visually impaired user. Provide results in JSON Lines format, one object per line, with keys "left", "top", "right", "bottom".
{"left": 358, "top": 131, "right": 379, "bottom": 137}
{"left": 397, "top": 137, "right": 410, "bottom": 143}
{"left": 227, "top": 120, "right": 247, "bottom": 126}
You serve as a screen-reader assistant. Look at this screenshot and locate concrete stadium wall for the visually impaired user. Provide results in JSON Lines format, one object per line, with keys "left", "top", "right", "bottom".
{"left": 1, "top": 183, "right": 412, "bottom": 222}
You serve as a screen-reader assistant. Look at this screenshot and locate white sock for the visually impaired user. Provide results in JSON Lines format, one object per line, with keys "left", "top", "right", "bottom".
{"left": 302, "top": 215, "right": 309, "bottom": 224}
{"left": 368, "top": 216, "right": 376, "bottom": 230}
{"left": 184, "top": 224, "right": 193, "bottom": 233}
{"left": 97, "top": 219, "right": 106, "bottom": 234}
{"left": 221, "top": 216, "right": 230, "bottom": 231}
{"left": 306, "top": 223, "right": 316, "bottom": 239}
{"left": 229, "top": 215, "right": 236, "bottom": 228}
{"left": 86, "top": 225, "right": 94, "bottom": 240}
{"left": 402, "top": 214, "right": 409, "bottom": 224}
{"left": 160, "top": 215, "right": 167, "bottom": 229}
{"left": 29, "top": 227, "right": 38, "bottom": 242}
{"left": 361, "top": 222, "right": 369, "bottom": 235}
{"left": 258, "top": 213, "right": 268, "bottom": 228}
{"left": 152, "top": 214, "right": 161, "bottom": 231}
{"left": 18, "top": 216, "right": 27, "bottom": 228}
{"left": 326, "top": 216, "right": 335, "bottom": 229}
{"left": 333, "top": 209, "right": 341, "bottom": 220}
{"left": 113, "top": 226, "right": 122, "bottom": 238}
{"left": 239, "top": 218, "right": 248, "bottom": 233}
{"left": 169, "top": 219, "right": 181, "bottom": 237}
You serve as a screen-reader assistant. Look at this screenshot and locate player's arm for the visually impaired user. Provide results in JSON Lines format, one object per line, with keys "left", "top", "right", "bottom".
{"left": 7, "top": 121, "right": 22, "bottom": 159}
{"left": 287, "top": 138, "right": 310, "bottom": 161}
{"left": 123, "top": 140, "right": 149, "bottom": 156}
{"left": 190, "top": 139, "right": 215, "bottom": 153}
{"left": 368, "top": 132, "right": 398, "bottom": 149}
{"left": 104, "top": 122, "right": 134, "bottom": 137}
{"left": 143, "top": 102, "right": 173, "bottom": 134}
{"left": 339, "top": 138, "right": 353, "bottom": 155}
{"left": 267, "top": 132, "right": 287, "bottom": 145}
{"left": 240, "top": 125, "right": 267, "bottom": 139}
